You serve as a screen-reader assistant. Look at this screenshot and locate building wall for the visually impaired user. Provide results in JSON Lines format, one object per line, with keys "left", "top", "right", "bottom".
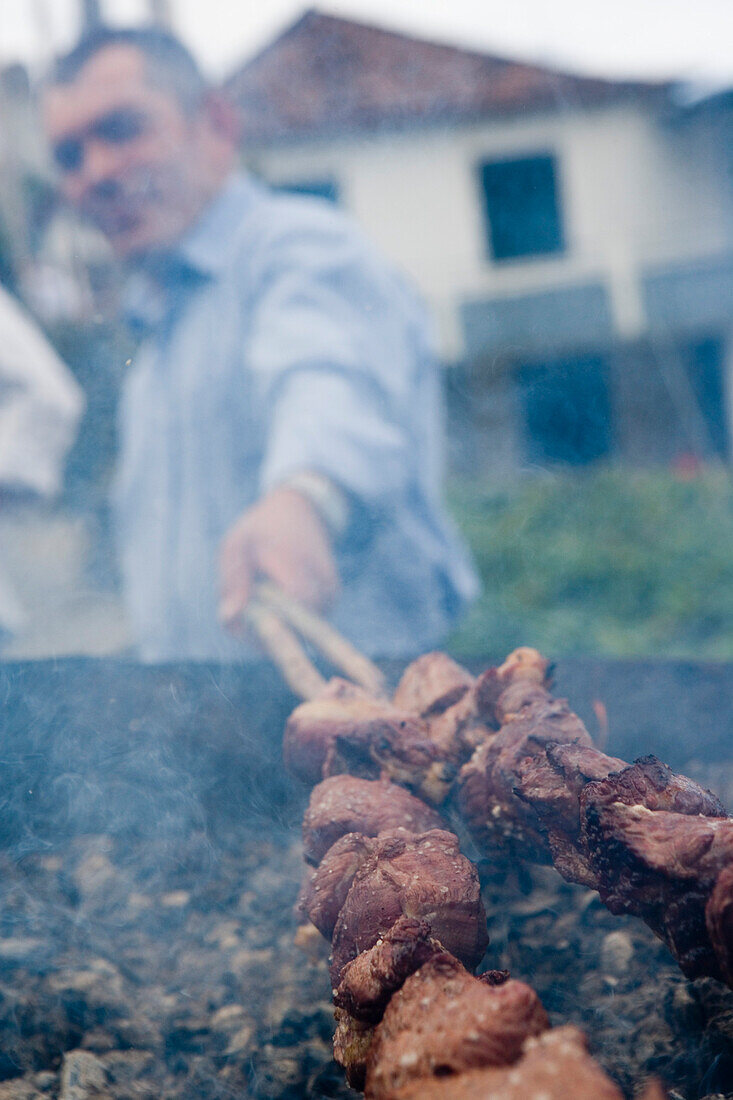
{"left": 246, "top": 103, "right": 732, "bottom": 361}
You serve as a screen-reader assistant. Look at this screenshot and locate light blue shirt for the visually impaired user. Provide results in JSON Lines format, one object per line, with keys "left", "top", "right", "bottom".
{"left": 115, "top": 173, "right": 478, "bottom": 661}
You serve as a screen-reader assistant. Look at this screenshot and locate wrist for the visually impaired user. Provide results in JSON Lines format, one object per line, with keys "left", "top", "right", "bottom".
{"left": 277, "top": 471, "right": 350, "bottom": 541}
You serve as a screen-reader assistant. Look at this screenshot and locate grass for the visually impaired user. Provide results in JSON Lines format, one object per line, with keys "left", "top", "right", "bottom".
{"left": 446, "top": 466, "right": 733, "bottom": 660}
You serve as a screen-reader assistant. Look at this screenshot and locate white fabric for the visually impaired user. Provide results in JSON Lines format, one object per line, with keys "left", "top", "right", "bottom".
{"left": 0, "top": 284, "right": 84, "bottom": 498}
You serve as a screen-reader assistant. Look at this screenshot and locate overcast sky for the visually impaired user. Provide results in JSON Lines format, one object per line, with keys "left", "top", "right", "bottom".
{"left": 2, "top": 0, "right": 732, "bottom": 84}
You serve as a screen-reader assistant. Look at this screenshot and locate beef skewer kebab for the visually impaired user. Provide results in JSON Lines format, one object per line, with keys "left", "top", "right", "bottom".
{"left": 296, "top": 770, "right": 649, "bottom": 1094}
{"left": 250, "top": 598, "right": 667, "bottom": 1096}
{"left": 286, "top": 641, "right": 733, "bottom": 990}
{"left": 451, "top": 657, "right": 733, "bottom": 987}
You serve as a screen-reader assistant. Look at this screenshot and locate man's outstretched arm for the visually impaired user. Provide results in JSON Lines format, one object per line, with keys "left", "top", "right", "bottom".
{"left": 217, "top": 208, "right": 427, "bottom": 629}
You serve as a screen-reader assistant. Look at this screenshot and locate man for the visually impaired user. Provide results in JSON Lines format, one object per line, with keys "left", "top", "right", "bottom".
{"left": 43, "top": 26, "right": 477, "bottom": 661}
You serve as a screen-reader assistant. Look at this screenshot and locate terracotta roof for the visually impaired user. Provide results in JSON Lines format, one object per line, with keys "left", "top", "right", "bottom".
{"left": 226, "top": 9, "right": 667, "bottom": 146}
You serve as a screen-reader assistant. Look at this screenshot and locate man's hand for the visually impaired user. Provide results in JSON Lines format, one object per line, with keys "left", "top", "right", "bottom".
{"left": 218, "top": 486, "right": 340, "bottom": 632}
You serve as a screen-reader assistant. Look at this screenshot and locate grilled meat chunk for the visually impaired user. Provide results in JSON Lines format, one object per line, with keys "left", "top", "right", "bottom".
{"left": 706, "top": 863, "right": 733, "bottom": 987}
{"left": 392, "top": 653, "right": 474, "bottom": 717}
{"left": 457, "top": 695, "right": 593, "bottom": 862}
{"left": 387, "top": 1026, "right": 627, "bottom": 1100}
{"left": 329, "top": 718, "right": 457, "bottom": 805}
{"left": 515, "top": 741, "right": 627, "bottom": 837}
{"left": 299, "top": 831, "right": 376, "bottom": 938}
{"left": 405, "top": 648, "right": 554, "bottom": 769}
{"left": 581, "top": 801, "right": 733, "bottom": 980}
{"left": 492, "top": 679, "right": 555, "bottom": 726}
{"left": 495, "top": 646, "right": 552, "bottom": 685}
{"left": 333, "top": 1006, "right": 375, "bottom": 1092}
{"left": 334, "top": 916, "right": 444, "bottom": 1023}
{"left": 302, "top": 775, "right": 444, "bottom": 865}
{"left": 472, "top": 647, "right": 552, "bottom": 729}
{"left": 283, "top": 678, "right": 429, "bottom": 786}
{"left": 417, "top": 687, "right": 487, "bottom": 764}
{"left": 581, "top": 754, "right": 727, "bottom": 819}
{"left": 513, "top": 742, "right": 627, "bottom": 886}
{"left": 330, "top": 830, "right": 488, "bottom": 984}
{"left": 364, "top": 952, "right": 548, "bottom": 1099}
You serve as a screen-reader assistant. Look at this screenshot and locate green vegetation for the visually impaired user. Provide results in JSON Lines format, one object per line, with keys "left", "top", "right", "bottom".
{"left": 447, "top": 467, "right": 733, "bottom": 659}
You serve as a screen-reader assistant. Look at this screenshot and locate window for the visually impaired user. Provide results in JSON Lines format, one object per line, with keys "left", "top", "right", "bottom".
{"left": 478, "top": 154, "right": 564, "bottom": 261}
{"left": 518, "top": 353, "right": 612, "bottom": 465}
{"left": 273, "top": 179, "right": 340, "bottom": 204}
{"left": 684, "top": 336, "right": 729, "bottom": 460}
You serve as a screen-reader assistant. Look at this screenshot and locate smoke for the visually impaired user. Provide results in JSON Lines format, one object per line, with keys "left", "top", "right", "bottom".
{"left": 0, "top": 656, "right": 347, "bottom": 1097}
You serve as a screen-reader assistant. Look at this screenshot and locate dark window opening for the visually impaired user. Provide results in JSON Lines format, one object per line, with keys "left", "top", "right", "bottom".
{"left": 478, "top": 154, "right": 564, "bottom": 261}
{"left": 518, "top": 353, "right": 612, "bottom": 465}
{"left": 684, "top": 336, "right": 729, "bottom": 460}
{"left": 272, "top": 179, "right": 340, "bottom": 204}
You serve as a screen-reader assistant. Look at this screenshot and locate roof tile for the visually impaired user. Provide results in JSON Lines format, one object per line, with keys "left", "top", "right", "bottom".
{"left": 227, "top": 10, "right": 667, "bottom": 145}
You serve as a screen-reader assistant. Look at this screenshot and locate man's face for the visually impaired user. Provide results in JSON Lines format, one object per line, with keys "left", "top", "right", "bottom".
{"left": 44, "top": 45, "right": 213, "bottom": 260}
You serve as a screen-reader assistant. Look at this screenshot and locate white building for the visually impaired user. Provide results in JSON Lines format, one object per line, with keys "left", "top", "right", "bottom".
{"left": 229, "top": 10, "right": 733, "bottom": 471}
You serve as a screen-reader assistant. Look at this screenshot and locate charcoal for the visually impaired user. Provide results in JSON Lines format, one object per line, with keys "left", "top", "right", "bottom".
{"left": 0, "top": 784, "right": 726, "bottom": 1097}
{"left": 59, "top": 1050, "right": 108, "bottom": 1100}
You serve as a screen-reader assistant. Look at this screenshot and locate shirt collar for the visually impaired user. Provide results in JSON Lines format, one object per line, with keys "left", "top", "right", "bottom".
{"left": 123, "top": 171, "right": 262, "bottom": 332}
{"left": 175, "top": 171, "right": 261, "bottom": 277}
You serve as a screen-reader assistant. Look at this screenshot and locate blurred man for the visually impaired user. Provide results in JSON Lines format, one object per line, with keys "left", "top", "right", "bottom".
{"left": 43, "top": 26, "right": 477, "bottom": 661}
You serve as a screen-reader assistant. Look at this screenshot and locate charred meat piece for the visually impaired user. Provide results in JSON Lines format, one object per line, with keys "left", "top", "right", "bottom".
{"left": 421, "top": 682, "right": 499, "bottom": 764}
{"left": 576, "top": 759, "right": 729, "bottom": 978}
{"left": 421, "top": 649, "right": 553, "bottom": 765}
{"left": 583, "top": 802, "right": 733, "bottom": 894}
{"left": 392, "top": 653, "right": 474, "bottom": 717}
{"left": 329, "top": 718, "right": 457, "bottom": 806}
{"left": 581, "top": 801, "right": 733, "bottom": 980}
{"left": 330, "top": 830, "right": 488, "bottom": 984}
{"left": 516, "top": 741, "right": 627, "bottom": 838}
{"left": 386, "top": 1025, "right": 627, "bottom": 1100}
{"left": 581, "top": 755, "right": 727, "bottom": 820}
{"left": 496, "top": 645, "right": 552, "bottom": 685}
{"left": 392, "top": 654, "right": 502, "bottom": 765}
{"left": 457, "top": 734, "right": 548, "bottom": 862}
{"left": 364, "top": 952, "right": 548, "bottom": 1099}
{"left": 514, "top": 742, "right": 627, "bottom": 886}
{"left": 473, "top": 647, "right": 552, "bottom": 729}
{"left": 334, "top": 916, "right": 444, "bottom": 1023}
{"left": 492, "top": 679, "right": 555, "bottom": 726}
{"left": 706, "top": 863, "right": 733, "bottom": 988}
{"left": 302, "top": 776, "right": 444, "bottom": 865}
{"left": 299, "top": 832, "right": 376, "bottom": 938}
{"left": 333, "top": 1006, "right": 375, "bottom": 1092}
{"left": 563, "top": 751, "right": 727, "bottom": 894}
{"left": 283, "top": 678, "right": 429, "bottom": 787}
{"left": 457, "top": 696, "right": 593, "bottom": 862}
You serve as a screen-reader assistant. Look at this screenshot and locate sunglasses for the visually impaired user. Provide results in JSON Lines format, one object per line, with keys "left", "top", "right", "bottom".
{"left": 52, "top": 107, "right": 149, "bottom": 173}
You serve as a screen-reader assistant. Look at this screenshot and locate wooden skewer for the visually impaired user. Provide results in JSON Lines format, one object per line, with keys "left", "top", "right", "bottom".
{"left": 245, "top": 600, "right": 328, "bottom": 701}
{"left": 255, "top": 580, "right": 386, "bottom": 697}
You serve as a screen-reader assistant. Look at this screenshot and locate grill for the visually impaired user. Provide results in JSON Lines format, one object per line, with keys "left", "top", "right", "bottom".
{"left": 0, "top": 656, "right": 731, "bottom": 1098}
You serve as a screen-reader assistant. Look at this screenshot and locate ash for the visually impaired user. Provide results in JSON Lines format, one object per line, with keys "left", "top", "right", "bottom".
{"left": 479, "top": 857, "right": 733, "bottom": 1099}
{"left": 0, "top": 658, "right": 729, "bottom": 1097}
{"left": 0, "top": 827, "right": 357, "bottom": 1099}
{"left": 0, "top": 822, "right": 731, "bottom": 1098}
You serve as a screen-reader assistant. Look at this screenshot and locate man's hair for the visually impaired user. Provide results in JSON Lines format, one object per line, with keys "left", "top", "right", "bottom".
{"left": 52, "top": 25, "right": 208, "bottom": 114}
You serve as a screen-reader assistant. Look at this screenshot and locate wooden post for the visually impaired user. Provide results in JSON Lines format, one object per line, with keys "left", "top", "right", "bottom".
{"left": 149, "top": 0, "right": 173, "bottom": 27}
{"left": 81, "top": 0, "right": 103, "bottom": 32}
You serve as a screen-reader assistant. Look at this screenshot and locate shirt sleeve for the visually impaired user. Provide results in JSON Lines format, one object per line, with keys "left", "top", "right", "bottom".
{"left": 246, "top": 206, "right": 434, "bottom": 508}
{"left": 0, "top": 287, "right": 85, "bottom": 497}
